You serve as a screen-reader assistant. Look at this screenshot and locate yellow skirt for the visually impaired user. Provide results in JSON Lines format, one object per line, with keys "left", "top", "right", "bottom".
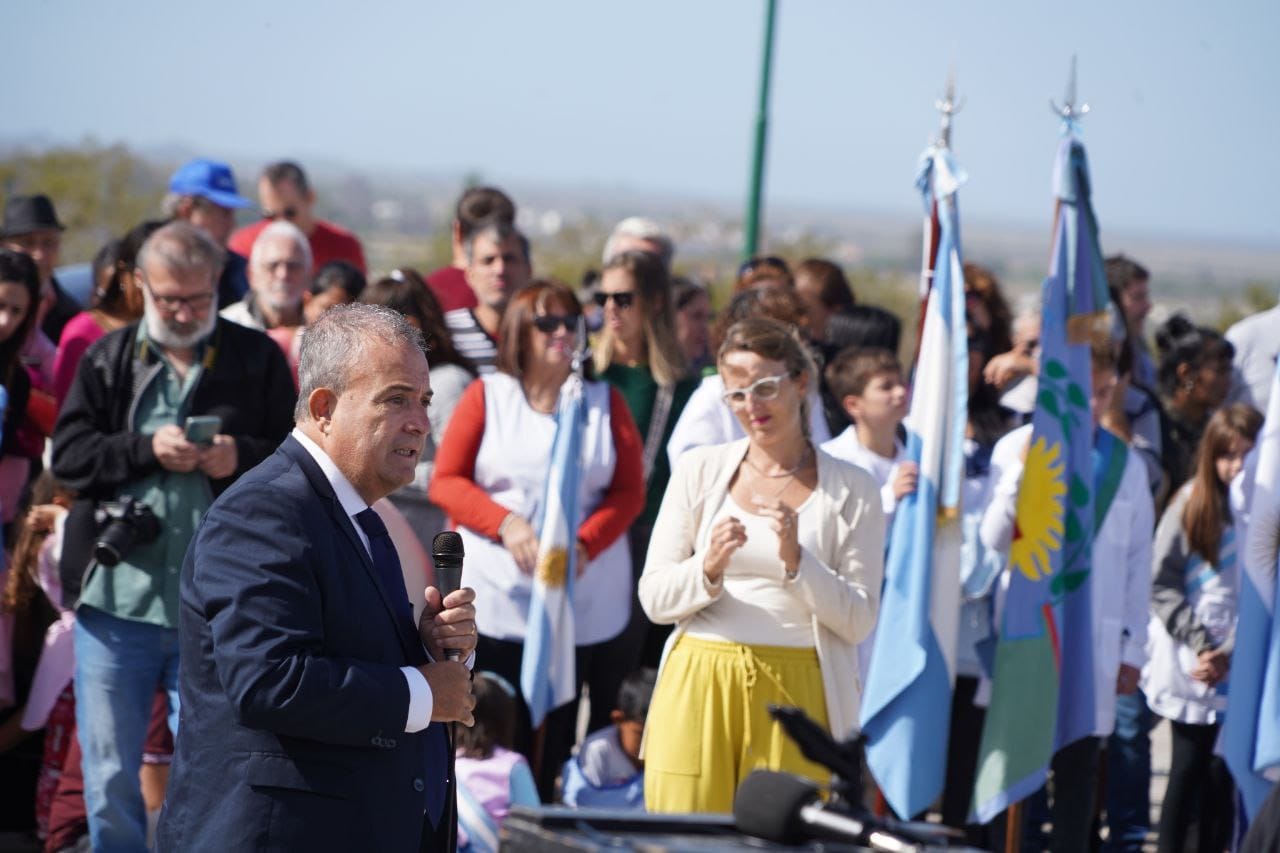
{"left": 643, "top": 634, "right": 831, "bottom": 814}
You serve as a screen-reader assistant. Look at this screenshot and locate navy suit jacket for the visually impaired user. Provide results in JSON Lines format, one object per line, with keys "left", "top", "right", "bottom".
{"left": 158, "top": 436, "right": 449, "bottom": 851}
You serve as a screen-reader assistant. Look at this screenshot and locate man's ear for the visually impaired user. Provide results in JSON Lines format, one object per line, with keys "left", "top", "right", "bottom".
{"left": 609, "top": 708, "right": 625, "bottom": 725}
{"left": 308, "top": 388, "right": 338, "bottom": 431}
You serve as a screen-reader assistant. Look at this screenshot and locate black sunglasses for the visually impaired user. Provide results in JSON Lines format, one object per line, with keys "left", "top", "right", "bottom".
{"left": 261, "top": 206, "right": 299, "bottom": 221}
{"left": 593, "top": 291, "right": 635, "bottom": 309}
{"left": 532, "top": 314, "right": 576, "bottom": 334}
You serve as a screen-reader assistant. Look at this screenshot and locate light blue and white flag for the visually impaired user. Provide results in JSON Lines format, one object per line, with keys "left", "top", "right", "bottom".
{"left": 860, "top": 143, "right": 968, "bottom": 820}
{"left": 520, "top": 345, "right": 586, "bottom": 728}
{"left": 1223, "top": 358, "right": 1280, "bottom": 820}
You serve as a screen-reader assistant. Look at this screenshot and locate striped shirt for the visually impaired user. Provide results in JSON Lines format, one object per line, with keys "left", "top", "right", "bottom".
{"left": 444, "top": 308, "right": 498, "bottom": 374}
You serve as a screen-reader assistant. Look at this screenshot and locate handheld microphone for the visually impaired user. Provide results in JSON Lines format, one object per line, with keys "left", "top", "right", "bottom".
{"left": 431, "top": 531, "right": 465, "bottom": 661}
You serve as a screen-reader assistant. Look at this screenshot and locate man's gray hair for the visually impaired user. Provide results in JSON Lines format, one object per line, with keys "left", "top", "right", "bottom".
{"left": 250, "top": 220, "right": 313, "bottom": 273}
{"left": 602, "top": 216, "right": 674, "bottom": 267}
{"left": 294, "top": 303, "right": 425, "bottom": 422}
{"left": 137, "top": 220, "right": 225, "bottom": 280}
{"left": 160, "top": 192, "right": 186, "bottom": 219}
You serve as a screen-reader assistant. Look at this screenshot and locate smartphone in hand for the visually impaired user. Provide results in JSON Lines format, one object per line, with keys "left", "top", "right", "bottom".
{"left": 184, "top": 415, "right": 222, "bottom": 447}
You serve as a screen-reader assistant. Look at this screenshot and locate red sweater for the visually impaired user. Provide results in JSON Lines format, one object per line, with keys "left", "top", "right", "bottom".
{"left": 426, "top": 266, "right": 478, "bottom": 312}
{"left": 429, "top": 379, "right": 644, "bottom": 559}
{"left": 229, "top": 219, "right": 367, "bottom": 274}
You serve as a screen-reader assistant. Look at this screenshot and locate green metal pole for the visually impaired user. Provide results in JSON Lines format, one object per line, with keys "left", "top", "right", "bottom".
{"left": 743, "top": 0, "right": 777, "bottom": 259}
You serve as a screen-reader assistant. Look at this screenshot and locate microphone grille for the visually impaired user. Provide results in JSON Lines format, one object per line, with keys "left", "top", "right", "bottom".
{"left": 733, "top": 770, "right": 817, "bottom": 844}
{"left": 431, "top": 530, "right": 464, "bottom": 558}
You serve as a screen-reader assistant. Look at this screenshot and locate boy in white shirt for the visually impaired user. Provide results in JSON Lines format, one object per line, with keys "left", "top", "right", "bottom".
{"left": 820, "top": 347, "right": 918, "bottom": 678}
{"left": 821, "top": 347, "right": 918, "bottom": 527}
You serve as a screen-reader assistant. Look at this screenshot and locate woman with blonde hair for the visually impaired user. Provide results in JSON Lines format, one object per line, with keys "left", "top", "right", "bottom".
{"left": 639, "top": 316, "right": 884, "bottom": 813}
{"left": 593, "top": 250, "right": 700, "bottom": 670}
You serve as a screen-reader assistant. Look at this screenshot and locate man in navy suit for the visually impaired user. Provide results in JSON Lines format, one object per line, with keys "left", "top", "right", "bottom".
{"left": 158, "top": 303, "right": 478, "bottom": 851}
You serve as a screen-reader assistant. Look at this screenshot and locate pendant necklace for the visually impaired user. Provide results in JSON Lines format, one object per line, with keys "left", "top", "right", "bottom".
{"left": 743, "top": 445, "right": 810, "bottom": 504}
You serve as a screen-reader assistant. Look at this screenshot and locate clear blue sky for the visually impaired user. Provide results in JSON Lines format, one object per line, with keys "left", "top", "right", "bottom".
{"left": 4, "top": 1, "right": 1277, "bottom": 245}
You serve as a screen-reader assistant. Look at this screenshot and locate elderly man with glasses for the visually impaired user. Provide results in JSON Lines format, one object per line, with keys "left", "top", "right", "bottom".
{"left": 221, "top": 219, "right": 312, "bottom": 334}
{"left": 52, "top": 221, "right": 296, "bottom": 852}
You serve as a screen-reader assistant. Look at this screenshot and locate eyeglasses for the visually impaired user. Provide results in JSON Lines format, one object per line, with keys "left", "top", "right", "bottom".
{"left": 137, "top": 275, "right": 215, "bottom": 313}
{"left": 533, "top": 314, "right": 577, "bottom": 334}
{"left": 261, "top": 206, "right": 299, "bottom": 221}
{"left": 737, "top": 255, "right": 788, "bottom": 280}
{"left": 593, "top": 291, "right": 635, "bottom": 309}
{"left": 721, "top": 373, "right": 789, "bottom": 406}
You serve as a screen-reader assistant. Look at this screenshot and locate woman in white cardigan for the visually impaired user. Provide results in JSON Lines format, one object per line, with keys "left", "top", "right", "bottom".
{"left": 638, "top": 317, "right": 884, "bottom": 814}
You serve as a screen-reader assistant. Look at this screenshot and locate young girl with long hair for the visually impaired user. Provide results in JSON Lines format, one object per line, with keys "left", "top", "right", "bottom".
{"left": 1144, "top": 402, "right": 1264, "bottom": 852}
{"left": 0, "top": 249, "right": 43, "bottom": 529}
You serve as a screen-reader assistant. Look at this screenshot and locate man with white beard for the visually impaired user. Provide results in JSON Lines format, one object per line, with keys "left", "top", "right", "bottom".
{"left": 52, "top": 221, "right": 296, "bottom": 851}
{"left": 221, "top": 219, "right": 312, "bottom": 331}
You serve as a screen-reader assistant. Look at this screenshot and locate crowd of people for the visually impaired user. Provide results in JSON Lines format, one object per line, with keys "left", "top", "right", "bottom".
{"left": 0, "top": 154, "right": 1277, "bottom": 852}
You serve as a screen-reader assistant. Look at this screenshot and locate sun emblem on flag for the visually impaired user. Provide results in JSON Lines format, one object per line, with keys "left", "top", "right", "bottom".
{"left": 1010, "top": 436, "right": 1066, "bottom": 581}
{"left": 536, "top": 547, "right": 570, "bottom": 588}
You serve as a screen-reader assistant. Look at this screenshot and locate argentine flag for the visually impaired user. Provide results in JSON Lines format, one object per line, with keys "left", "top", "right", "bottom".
{"left": 520, "top": 368, "right": 585, "bottom": 728}
{"left": 1222, "top": 359, "right": 1280, "bottom": 819}
{"left": 859, "top": 143, "right": 968, "bottom": 819}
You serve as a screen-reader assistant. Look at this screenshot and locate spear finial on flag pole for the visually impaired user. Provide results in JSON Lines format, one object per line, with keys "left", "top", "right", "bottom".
{"left": 934, "top": 67, "right": 964, "bottom": 150}
{"left": 1050, "top": 54, "right": 1089, "bottom": 122}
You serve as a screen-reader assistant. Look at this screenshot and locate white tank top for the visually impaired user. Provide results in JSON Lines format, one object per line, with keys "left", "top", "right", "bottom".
{"left": 686, "top": 493, "right": 819, "bottom": 648}
{"left": 457, "top": 372, "right": 631, "bottom": 645}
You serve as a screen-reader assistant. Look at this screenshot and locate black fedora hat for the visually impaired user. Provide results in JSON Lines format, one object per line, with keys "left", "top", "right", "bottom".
{"left": 1, "top": 194, "right": 65, "bottom": 238}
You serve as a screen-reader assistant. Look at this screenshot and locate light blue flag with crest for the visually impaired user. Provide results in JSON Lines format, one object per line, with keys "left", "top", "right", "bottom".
{"left": 1223, "top": 359, "right": 1280, "bottom": 820}
{"left": 860, "top": 142, "right": 969, "bottom": 819}
{"left": 520, "top": 332, "right": 587, "bottom": 728}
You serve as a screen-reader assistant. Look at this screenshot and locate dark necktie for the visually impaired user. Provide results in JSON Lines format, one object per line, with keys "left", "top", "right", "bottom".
{"left": 355, "top": 508, "right": 451, "bottom": 831}
{"left": 354, "top": 508, "right": 414, "bottom": 627}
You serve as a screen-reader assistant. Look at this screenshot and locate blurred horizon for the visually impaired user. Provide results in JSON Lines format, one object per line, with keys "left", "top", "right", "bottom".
{"left": 3, "top": 1, "right": 1277, "bottom": 246}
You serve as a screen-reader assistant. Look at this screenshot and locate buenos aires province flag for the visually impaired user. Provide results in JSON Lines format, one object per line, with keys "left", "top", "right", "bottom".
{"left": 971, "top": 134, "right": 1107, "bottom": 822}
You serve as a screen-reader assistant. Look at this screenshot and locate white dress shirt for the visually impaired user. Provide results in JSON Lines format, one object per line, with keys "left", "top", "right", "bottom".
{"left": 292, "top": 428, "right": 434, "bottom": 732}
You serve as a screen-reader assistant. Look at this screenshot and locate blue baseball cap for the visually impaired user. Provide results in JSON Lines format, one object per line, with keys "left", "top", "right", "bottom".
{"left": 168, "top": 158, "right": 252, "bottom": 209}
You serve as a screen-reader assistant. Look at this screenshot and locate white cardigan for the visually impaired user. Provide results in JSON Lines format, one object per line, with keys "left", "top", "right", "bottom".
{"left": 638, "top": 438, "right": 885, "bottom": 739}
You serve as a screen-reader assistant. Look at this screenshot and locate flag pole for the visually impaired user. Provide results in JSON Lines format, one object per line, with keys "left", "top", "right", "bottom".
{"left": 1004, "top": 802, "right": 1024, "bottom": 853}
{"left": 743, "top": 0, "right": 778, "bottom": 259}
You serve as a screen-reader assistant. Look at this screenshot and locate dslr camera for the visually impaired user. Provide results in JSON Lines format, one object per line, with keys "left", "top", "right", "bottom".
{"left": 94, "top": 496, "right": 161, "bottom": 566}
